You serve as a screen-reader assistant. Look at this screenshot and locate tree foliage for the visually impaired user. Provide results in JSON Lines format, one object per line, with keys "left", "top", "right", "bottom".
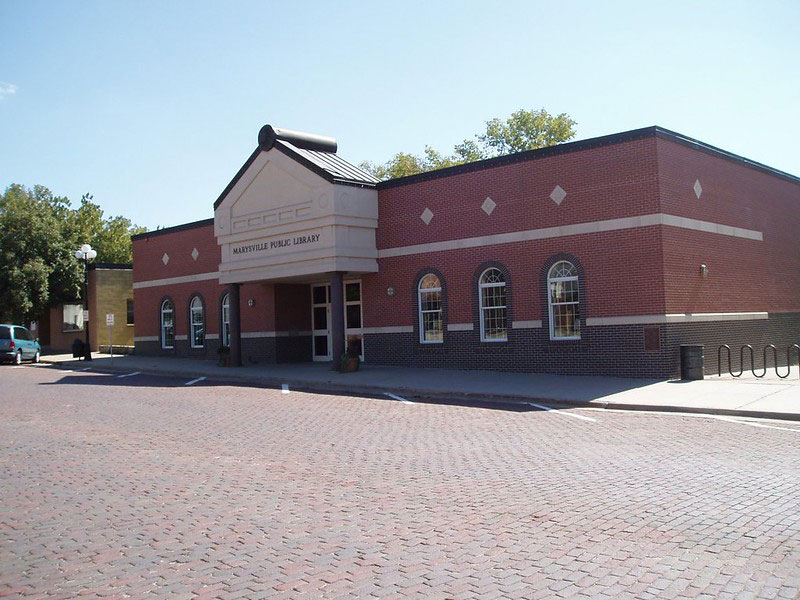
{"left": 0, "top": 184, "right": 147, "bottom": 323}
{"left": 361, "top": 108, "right": 577, "bottom": 180}
{"left": 69, "top": 193, "right": 148, "bottom": 264}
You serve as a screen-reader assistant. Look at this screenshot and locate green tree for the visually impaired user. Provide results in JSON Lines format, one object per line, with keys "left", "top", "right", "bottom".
{"left": 479, "top": 109, "right": 576, "bottom": 156}
{"left": 68, "top": 193, "right": 147, "bottom": 263}
{"left": 0, "top": 184, "right": 82, "bottom": 322}
{"left": 361, "top": 108, "right": 577, "bottom": 180}
{"left": 360, "top": 152, "right": 425, "bottom": 180}
{"left": 96, "top": 215, "right": 148, "bottom": 263}
{"left": 0, "top": 184, "right": 147, "bottom": 323}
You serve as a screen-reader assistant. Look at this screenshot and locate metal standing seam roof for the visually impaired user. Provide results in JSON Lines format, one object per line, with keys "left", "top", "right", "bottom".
{"left": 276, "top": 140, "right": 379, "bottom": 186}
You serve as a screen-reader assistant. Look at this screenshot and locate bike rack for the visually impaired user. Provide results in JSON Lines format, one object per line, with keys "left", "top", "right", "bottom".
{"left": 718, "top": 343, "right": 800, "bottom": 379}
{"left": 718, "top": 345, "right": 743, "bottom": 377}
{"left": 783, "top": 344, "right": 800, "bottom": 379}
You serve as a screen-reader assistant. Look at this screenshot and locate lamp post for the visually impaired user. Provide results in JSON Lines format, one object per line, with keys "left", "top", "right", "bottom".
{"left": 75, "top": 244, "right": 97, "bottom": 360}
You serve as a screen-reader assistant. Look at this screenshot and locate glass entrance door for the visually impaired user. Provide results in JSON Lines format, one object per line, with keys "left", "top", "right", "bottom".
{"left": 311, "top": 284, "right": 331, "bottom": 361}
{"left": 344, "top": 281, "right": 363, "bottom": 360}
{"left": 310, "top": 281, "right": 364, "bottom": 362}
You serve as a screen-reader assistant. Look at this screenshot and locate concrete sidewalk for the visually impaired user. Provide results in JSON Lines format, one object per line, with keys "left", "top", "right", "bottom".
{"left": 38, "top": 351, "right": 800, "bottom": 421}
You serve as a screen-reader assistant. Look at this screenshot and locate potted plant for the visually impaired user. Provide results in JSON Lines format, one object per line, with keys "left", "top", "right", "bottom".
{"left": 217, "top": 345, "right": 231, "bottom": 367}
{"left": 339, "top": 341, "right": 361, "bottom": 373}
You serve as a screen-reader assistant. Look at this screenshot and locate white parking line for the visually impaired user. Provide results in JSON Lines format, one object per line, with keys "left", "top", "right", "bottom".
{"left": 76, "top": 367, "right": 91, "bottom": 372}
{"left": 709, "top": 415, "right": 800, "bottom": 433}
{"left": 595, "top": 408, "right": 800, "bottom": 432}
{"left": 385, "top": 393, "right": 414, "bottom": 404}
{"left": 281, "top": 384, "right": 290, "bottom": 394}
{"left": 185, "top": 377, "right": 206, "bottom": 386}
{"left": 527, "top": 402, "right": 597, "bottom": 422}
{"left": 11, "top": 366, "right": 24, "bottom": 369}
{"left": 117, "top": 371, "right": 141, "bottom": 379}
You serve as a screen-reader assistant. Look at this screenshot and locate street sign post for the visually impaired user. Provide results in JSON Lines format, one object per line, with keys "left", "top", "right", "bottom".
{"left": 106, "top": 314, "right": 115, "bottom": 360}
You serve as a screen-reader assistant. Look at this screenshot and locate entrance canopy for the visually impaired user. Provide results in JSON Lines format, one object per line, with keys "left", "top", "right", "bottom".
{"left": 214, "top": 125, "right": 380, "bottom": 285}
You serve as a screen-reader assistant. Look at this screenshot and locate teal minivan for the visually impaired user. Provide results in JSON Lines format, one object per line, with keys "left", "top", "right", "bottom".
{"left": 0, "top": 325, "right": 41, "bottom": 364}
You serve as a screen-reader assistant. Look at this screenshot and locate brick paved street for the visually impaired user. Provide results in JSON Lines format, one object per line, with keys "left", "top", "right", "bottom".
{"left": 2, "top": 365, "right": 799, "bottom": 599}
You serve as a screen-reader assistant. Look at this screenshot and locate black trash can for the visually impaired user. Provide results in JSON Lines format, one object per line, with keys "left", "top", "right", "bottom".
{"left": 72, "top": 338, "right": 85, "bottom": 359}
{"left": 680, "top": 344, "right": 704, "bottom": 380}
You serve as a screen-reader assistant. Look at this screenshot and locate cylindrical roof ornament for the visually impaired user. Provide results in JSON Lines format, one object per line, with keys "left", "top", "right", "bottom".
{"left": 258, "top": 125, "right": 337, "bottom": 153}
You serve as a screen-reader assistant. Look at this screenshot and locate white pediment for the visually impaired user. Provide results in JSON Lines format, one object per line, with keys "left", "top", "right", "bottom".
{"left": 214, "top": 147, "right": 379, "bottom": 284}
{"left": 231, "top": 158, "right": 315, "bottom": 218}
{"left": 215, "top": 149, "right": 332, "bottom": 238}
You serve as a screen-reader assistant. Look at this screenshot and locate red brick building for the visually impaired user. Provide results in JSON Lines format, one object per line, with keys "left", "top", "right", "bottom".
{"left": 131, "top": 125, "right": 800, "bottom": 377}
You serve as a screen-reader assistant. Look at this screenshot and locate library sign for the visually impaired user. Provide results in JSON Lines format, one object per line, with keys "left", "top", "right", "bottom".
{"left": 232, "top": 232, "right": 321, "bottom": 257}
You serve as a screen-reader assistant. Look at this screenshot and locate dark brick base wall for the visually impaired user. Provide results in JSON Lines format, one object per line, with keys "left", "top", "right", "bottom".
{"left": 135, "top": 336, "right": 277, "bottom": 364}
{"left": 134, "top": 338, "right": 223, "bottom": 360}
{"left": 241, "top": 337, "right": 277, "bottom": 364}
{"left": 276, "top": 335, "right": 312, "bottom": 363}
{"left": 663, "top": 313, "right": 800, "bottom": 377}
{"left": 363, "top": 313, "right": 800, "bottom": 378}
{"left": 135, "top": 335, "right": 314, "bottom": 364}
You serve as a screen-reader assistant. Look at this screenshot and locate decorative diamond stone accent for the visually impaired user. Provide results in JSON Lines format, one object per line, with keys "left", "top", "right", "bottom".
{"left": 191, "top": 247, "right": 199, "bottom": 261}
{"left": 693, "top": 179, "right": 703, "bottom": 199}
{"left": 161, "top": 253, "right": 169, "bottom": 265}
{"left": 481, "top": 196, "right": 496, "bottom": 215}
{"left": 420, "top": 207, "right": 434, "bottom": 225}
{"left": 550, "top": 185, "right": 567, "bottom": 205}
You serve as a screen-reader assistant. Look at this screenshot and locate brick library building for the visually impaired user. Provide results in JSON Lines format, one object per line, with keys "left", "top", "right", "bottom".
{"left": 131, "top": 125, "right": 800, "bottom": 378}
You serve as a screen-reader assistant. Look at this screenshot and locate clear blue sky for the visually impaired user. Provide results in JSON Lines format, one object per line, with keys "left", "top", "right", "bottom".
{"left": 1, "top": 1, "right": 798, "bottom": 231}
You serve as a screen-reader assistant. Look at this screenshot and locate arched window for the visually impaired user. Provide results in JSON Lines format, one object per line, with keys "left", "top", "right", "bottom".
{"left": 190, "top": 296, "right": 205, "bottom": 348}
{"left": 418, "top": 274, "right": 443, "bottom": 343}
{"left": 160, "top": 299, "right": 174, "bottom": 349}
{"left": 221, "top": 294, "right": 230, "bottom": 347}
{"left": 479, "top": 268, "right": 507, "bottom": 342}
{"left": 548, "top": 261, "right": 580, "bottom": 340}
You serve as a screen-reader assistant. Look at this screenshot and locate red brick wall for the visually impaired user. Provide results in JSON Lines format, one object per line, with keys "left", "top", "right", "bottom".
{"left": 275, "top": 284, "right": 311, "bottom": 331}
{"left": 363, "top": 228, "right": 666, "bottom": 328}
{"left": 656, "top": 137, "right": 800, "bottom": 313}
{"left": 133, "top": 281, "right": 275, "bottom": 339}
{"left": 47, "top": 306, "right": 85, "bottom": 352}
{"left": 368, "top": 137, "right": 666, "bottom": 328}
{"left": 240, "top": 284, "right": 276, "bottom": 333}
{"left": 376, "top": 138, "right": 662, "bottom": 251}
{"left": 132, "top": 221, "right": 219, "bottom": 284}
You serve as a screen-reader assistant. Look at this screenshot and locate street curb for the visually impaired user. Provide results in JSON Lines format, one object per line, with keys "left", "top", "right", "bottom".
{"left": 40, "top": 358, "right": 800, "bottom": 423}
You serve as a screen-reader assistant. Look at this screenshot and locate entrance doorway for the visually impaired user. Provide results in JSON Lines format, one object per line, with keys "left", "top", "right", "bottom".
{"left": 310, "top": 281, "right": 363, "bottom": 362}
{"left": 311, "top": 284, "right": 331, "bottom": 361}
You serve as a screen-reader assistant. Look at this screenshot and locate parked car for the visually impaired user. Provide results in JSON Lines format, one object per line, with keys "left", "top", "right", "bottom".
{"left": 0, "top": 324, "right": 41, "bottom": 364}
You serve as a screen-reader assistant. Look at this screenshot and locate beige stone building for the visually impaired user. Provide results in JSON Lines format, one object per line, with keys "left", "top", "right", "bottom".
{"left": 41, "top": 264, "right": 134, "bottom": 353}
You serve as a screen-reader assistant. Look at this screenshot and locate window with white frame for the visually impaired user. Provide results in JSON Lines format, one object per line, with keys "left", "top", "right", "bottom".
{"left": 344, "top": 281, "right": 363, "bottom": 358}
{"left": 221, "top": 294, "right": 230, "bottom": 347}
{"left": 62, "top": 303, "right": 84, "bottom": 332}
{"left": 160, "top": 299, "right": 175, "bottom": 349}
{"left": 548, "top": 261, "right": 580, "bottom": 340}
{"left": 418, "top": 274, "right": 443, "bottom": 343}
{"left": 479, "top": 268, "right": 507, "bottom": 341}
{"left": 190, "top": 296, "right": 204, "bottom": 348}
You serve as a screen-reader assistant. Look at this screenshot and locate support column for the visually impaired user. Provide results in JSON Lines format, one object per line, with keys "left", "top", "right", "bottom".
{"left": 229, "top": 283, "right": 242, "bottom": 367}
{"left": 330, "top": 272, "right": 345, "bottom": 370}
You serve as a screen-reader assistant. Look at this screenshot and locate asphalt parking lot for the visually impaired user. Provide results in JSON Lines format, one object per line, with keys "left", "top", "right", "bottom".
{"left": 2, "top": 364, "right": 799, "bottom": 599}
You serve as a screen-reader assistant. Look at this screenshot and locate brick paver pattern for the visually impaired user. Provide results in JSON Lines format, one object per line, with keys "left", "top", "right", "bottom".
{"left": 1, "top": 366, "right": 799, "bottom": 599}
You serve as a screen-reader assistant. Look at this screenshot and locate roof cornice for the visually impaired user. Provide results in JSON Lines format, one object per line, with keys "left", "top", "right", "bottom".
{"left": 376, "top": 126, "right": 800, "bottom": 190}
{"left": 131, "top": 218, "right": 214, "bottom": 241}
